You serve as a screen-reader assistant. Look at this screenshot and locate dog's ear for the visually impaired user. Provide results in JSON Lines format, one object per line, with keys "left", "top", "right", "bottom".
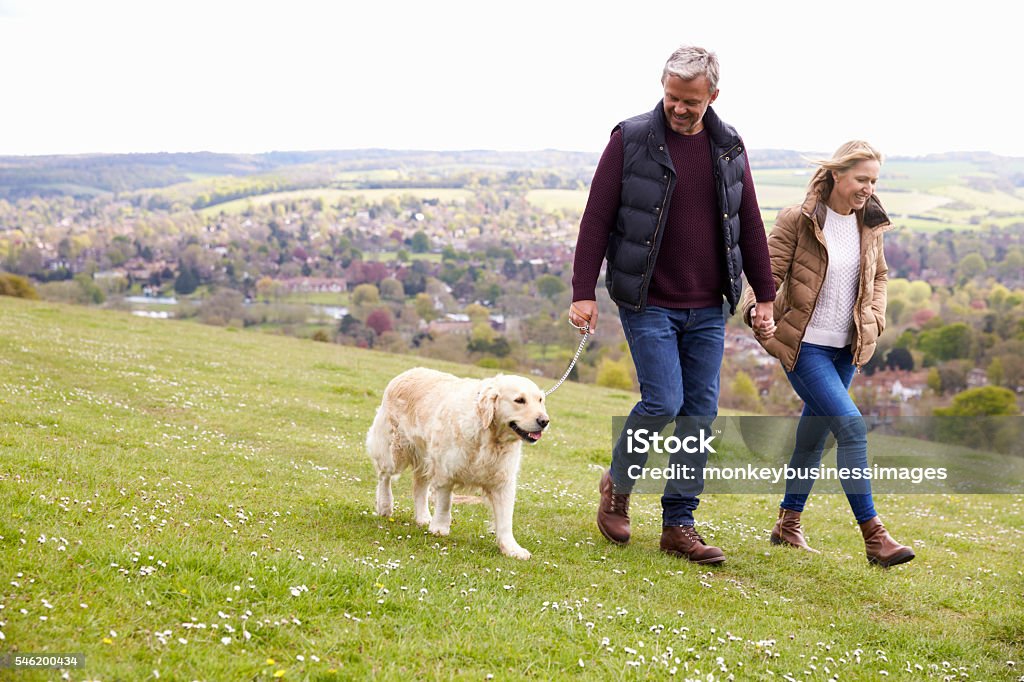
{"left": 476, "top": 381, "right": 500, "bottom": 428}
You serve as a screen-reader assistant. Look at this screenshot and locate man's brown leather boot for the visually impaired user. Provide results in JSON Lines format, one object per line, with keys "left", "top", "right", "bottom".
{"left": 770, "top": 508, "right": 820, "bottom": 553}
{"left": 859, "top": 516, "right": 915, "bottom": 567}
{"left": 660, "top": 525, "right": 725, "bottom": 565}
{"left": 597, "top": 470, "right": 631, "bottom": 544}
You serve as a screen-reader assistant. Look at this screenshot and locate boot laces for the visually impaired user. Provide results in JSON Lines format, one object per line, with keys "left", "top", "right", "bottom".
{"left": 680, "top": 525, "right": 706, "bottom": 545}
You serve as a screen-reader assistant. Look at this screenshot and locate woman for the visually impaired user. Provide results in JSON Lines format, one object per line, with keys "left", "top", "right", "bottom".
{"left": 740, "top": 140, "right": 914, "bottom": 567}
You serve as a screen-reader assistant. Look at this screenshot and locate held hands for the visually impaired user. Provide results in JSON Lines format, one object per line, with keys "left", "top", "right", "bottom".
{"left": 752, "top": 301, "right": 776, "bottom": 339}
{"left": 569, "top": 300, "right": 598, "bottom": 335}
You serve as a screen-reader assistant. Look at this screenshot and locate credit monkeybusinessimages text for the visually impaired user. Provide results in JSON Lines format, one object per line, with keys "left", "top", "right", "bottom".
{"left": 627, "top": 463, "right": 948, "bottom": 485}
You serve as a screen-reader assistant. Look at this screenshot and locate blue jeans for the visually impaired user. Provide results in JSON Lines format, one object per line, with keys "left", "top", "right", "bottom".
{"left": 611, "top": 305, "right": 725, "bottom": 526}
{"left": 781, "top": 343, "right": 877, "bottom": 523}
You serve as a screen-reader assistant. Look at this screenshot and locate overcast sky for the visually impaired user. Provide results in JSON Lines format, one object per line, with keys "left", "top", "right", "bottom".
{"left": 1, "top": 0, "right": 1020, "bottom": 158}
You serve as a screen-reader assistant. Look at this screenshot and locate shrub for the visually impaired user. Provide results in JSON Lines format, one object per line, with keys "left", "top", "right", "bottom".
{"left": 365, "top": 308, "right": 394, "bottom": 335}
{"left": 596, "top": 358, "right": 633, "bottom": 391}
{"left": 0, "top": 272, "right": 39, "bottom": 299}
{"left": 728, "top": 371, "right": 763, "bottom": 413}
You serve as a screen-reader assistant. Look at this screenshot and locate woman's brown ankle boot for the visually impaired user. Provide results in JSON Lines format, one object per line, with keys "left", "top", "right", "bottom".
{"left": 859, "top": 516, "right": 915, "bottom": 567}
{"left": 770, "top": 508, "right": 820, "bottom": 553}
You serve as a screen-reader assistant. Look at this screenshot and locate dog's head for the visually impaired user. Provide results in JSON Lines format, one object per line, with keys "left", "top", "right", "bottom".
{"left": 476, "top": 374, "right": 550, "bottom": 444}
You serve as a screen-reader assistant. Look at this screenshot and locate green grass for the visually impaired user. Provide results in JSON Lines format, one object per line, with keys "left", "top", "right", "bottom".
{"left": 4, "top": 183, "right": 114, "bottom": 199}
{"left": 753, "top": 186, "right": 954, "bottom": 215}
{"left": 524, "top": 173, "right": 1024, "bottom": 235}
{"left": 184, "top": 171, "right": 1024, "bottom": 234}
{"left": 879, "top": 161, "right": 989, "bottom": 192}
{"left": 753, "top": 184, "right": 805, "bottom": 210}
{"left": 526, "top": 189, "right": 590, "bottom": 212}
{"left": 1, "top": 297, "right": 1022, "bottom": 680}
{"left": 889, "top": 217, "right": 976, "bottom": 233}
{"left": 274, "top": 291, "right": 350, "bottom": 306}
{"left": 876, "top": 191, "right": 952, "bottom": 214}
{"left": 364, "top": 251, "right": 443, "bottom": 264}
{"left": 334, "top": 170, "right": 404, "bottom": 183}
{"left": 752, "top": 169, "right": 814, "bottom": 188}
{"left": 932, "top": 186, "right": 1024, "bottom": 213}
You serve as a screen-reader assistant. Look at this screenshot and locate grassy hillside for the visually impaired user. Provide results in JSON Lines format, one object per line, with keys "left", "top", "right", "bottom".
{"left": 1, "top": 297, "right": 1021, "bottom": 680}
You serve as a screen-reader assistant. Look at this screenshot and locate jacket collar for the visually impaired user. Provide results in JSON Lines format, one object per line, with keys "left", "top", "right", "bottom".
{"left": 699, "top": 104, "right": 741, "bottom": 151}
{"left": 648, "top": 101, "right": 740, "bottom": 151}
{"left": 801, "top": 189, "right": 892, "bottom": 232}
{"left": 649, "top": 100, "right": 669, "bottom": 143}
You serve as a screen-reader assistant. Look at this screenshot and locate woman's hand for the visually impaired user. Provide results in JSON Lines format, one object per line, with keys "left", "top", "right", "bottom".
{"left": 752, "top": 301, "right": 776, "bottom": 339}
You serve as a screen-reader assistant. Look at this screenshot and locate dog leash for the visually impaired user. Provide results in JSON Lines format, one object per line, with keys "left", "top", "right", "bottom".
{"left": 545, "top": 319, "right": 590, "bottom": 397}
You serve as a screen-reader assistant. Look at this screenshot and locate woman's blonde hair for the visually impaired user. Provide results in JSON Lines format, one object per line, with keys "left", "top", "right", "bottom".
{"left": 807, "top": 140, "right": 884, "bottom": 198}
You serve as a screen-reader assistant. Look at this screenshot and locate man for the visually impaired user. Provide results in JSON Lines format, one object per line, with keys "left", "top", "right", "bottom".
{"left": 569, "top": 45, "right": 776, "bottom": 564}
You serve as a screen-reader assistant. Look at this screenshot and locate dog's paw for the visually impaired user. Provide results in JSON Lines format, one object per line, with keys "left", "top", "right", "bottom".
{"left": 428, "top": 524, "right": 451, "bottom": 537}
{"left": 500, "top": 543, "right": 532, "bottom": 560}
{"left": 375, "top": 502, "right": 393, "bottom": 517}
{"left": 415, "top": 515, "right": 432, "bottom": 527}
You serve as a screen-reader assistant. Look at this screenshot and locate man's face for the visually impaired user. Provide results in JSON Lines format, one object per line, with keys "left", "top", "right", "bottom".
{"left": 662, "top": 74, "right": 718, "bottom": 135}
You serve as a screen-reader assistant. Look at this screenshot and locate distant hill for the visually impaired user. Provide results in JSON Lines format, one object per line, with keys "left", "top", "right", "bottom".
{"left": 4, "top": 148, "right": 1022, "bottom": 201}
{"left": 0, "top": 149, "right": 602, "bottom": 199}
{"left": 3, "top": 148, "right": 1023, "bottom": 234}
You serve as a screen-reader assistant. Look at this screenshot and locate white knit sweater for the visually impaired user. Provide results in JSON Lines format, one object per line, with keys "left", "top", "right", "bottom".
{"left": 804, "top": 206, "right": 861, "bottom": 348}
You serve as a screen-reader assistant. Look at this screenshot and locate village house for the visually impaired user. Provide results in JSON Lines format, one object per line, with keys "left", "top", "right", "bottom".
{"left": 427, "top": 313, "right": 473, "bottom": 336}
{"left": 966, "top": 367, "right": 989, "bottom": 388}
{"left": 277, "top": 277, "right": 348, "bottom": 294}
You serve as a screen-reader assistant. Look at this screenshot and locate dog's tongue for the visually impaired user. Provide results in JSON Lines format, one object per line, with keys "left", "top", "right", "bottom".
{"left": 528, "top": 431, "right": 543, "bottom": 441}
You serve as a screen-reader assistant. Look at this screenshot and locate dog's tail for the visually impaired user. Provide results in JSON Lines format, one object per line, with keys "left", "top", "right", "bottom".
{"left": 367, "top": 406, "right": 398, "bottom": 517}
{"left": 366, "top": 406, "right": 394, "bottom": 472}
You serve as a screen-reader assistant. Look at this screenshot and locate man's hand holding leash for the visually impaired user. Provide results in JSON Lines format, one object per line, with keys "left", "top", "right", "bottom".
{"left": 544, "top": 300, "right": 595, "bottom": 397}
{"left": 570, "top": 300, "right": 598, "bottom": 335}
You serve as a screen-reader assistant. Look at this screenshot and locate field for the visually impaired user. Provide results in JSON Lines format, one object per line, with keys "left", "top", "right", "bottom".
{"left": 198, "top": 188, "right": 473, "bottom": 217}
{"left": 526, "top": 163, "right": 1024, "bottom": 235}
{"left": 1, "top": 297, "right": 1022, "bottom": 680}
{"left": 526, "top": 189, "right": 592, "bottom": 213}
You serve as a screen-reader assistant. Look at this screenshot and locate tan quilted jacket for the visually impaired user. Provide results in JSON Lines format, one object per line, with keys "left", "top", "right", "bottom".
{"left": 740, "top": 189, "right": 893, "bottom": 371}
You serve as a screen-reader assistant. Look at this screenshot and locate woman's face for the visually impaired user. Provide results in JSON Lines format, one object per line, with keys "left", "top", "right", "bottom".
{"left": 830, "top": 159, "right": 880, "bottom": 215}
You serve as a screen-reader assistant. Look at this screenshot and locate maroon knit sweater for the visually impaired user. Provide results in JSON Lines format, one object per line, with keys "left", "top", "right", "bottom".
{"left": 572, "top": 126, "right": 776, "bottom": 309}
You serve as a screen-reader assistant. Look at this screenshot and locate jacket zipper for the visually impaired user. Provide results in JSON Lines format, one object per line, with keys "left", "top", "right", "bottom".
{"left": 720, "top": 143, "right": 742, "bottom": 161}
{"left": 639, "top": 139, "right": 740, "bottom": 310}
{"left": 851, "top": 223, "right": 876, "bottom": 371}
{"left": 638, "top": 149, "right": 673, "bottom": 310}
{"left": 718, "top": 143, "right": 744, "bottom": 302}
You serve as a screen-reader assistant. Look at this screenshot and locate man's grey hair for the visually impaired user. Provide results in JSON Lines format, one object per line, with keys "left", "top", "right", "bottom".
{"left": 662, "top": 45, "right": 720, "bottom": 94}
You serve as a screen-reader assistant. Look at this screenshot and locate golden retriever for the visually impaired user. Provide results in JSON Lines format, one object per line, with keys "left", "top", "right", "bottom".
{"left": 366, "top": 368, "right": 549, "bottom": 559}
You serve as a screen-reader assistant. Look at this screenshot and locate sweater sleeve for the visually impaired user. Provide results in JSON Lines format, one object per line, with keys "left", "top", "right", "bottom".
{"left": 571, "top": 129, "right": 624, "bottom": 302}
{"left": 741, "top": 204, "right": 799, "bottom": 326}
{"left": 736, "top": 150, "right": 776, "bottom": 303}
